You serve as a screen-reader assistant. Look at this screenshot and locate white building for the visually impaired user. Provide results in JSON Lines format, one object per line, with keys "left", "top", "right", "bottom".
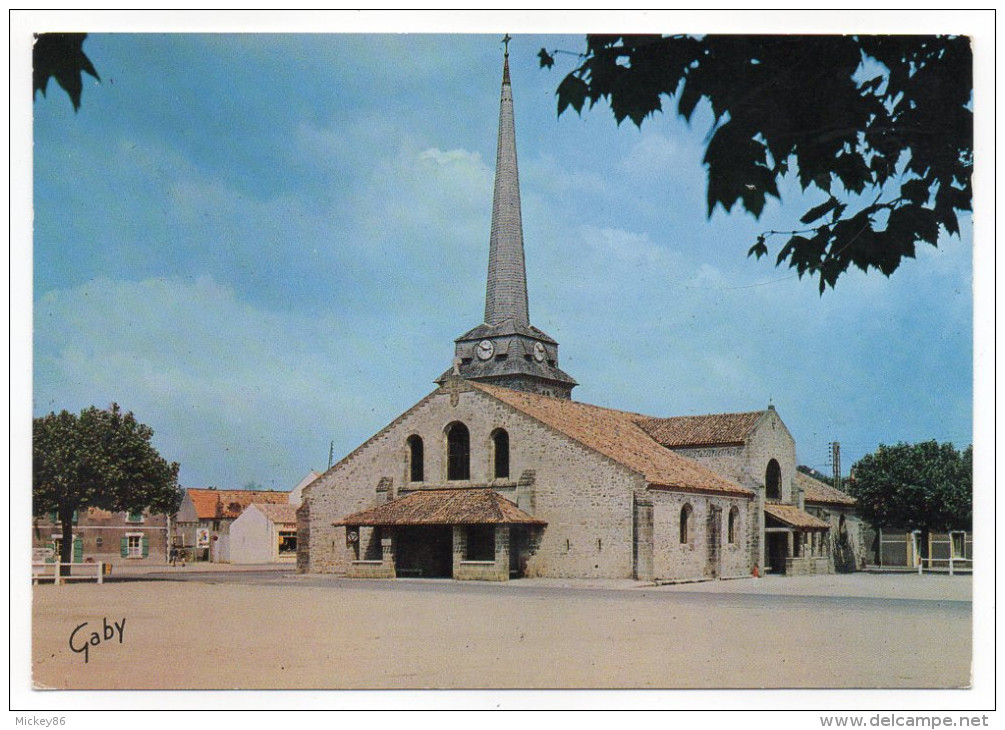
{"left": 229, "top": 503, "right": 298, "bottom": 564}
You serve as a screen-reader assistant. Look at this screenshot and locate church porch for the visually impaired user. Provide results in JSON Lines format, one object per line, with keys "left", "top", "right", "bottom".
{"left": 334, "top": 488, "right": 546, "bottom": 581}
{"left": 764, "top": 504, "right": 831, "bottom": 576}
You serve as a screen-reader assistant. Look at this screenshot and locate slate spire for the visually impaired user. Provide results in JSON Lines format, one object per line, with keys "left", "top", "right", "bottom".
{"left": 484, "top": 41, "right": 530, "bottom": 328}
{"left": 438, "top": 38, "right": 577, "bottom": 400}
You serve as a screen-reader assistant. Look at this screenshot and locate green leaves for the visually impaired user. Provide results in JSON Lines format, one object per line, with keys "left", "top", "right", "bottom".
{"left": 799, "top": 197, "right": 841, "bottom": 225}
{"left": 545, "top": 34, "right": 973, "bottom": 290}
{"left": 848, "top": 441, "right": 972, "bottom": 532}
{"left": 33, "top": 33, "right": 100, "bottom": 111}
{"left": 556, "top": 75, "right": 589, "bottom": 116}
{"left": 33, "top": 404, "right": 182, "bottom": 522}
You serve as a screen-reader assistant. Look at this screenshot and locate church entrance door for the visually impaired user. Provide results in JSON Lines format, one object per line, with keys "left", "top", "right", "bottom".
{"left": 766, "top": 532, "right": 788, "bottom": 574}
{"left": 394, "top": 526, "right": 453, "bottom": 578}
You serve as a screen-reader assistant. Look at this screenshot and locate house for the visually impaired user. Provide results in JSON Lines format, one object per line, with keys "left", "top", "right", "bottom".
{"left": 298, "top": 45, "right": 847, "bottom": 582}
{"left": 229, "top": 503, "right": 299, "bottom": 564}
{"left": 32, "top": 507, "right": 169, "bottom": 565}
{"left": 174, "top": 488, "right": 291, "bottom": 562}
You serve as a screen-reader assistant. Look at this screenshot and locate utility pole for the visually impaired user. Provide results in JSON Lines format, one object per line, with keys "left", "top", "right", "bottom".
{"left": 830, "top": 441, "right": 842, "bottom": 490}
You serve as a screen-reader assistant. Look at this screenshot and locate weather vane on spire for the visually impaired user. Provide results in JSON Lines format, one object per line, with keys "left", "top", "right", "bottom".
{"left": 502, "top": 33, "right": 512, "bottom": 56}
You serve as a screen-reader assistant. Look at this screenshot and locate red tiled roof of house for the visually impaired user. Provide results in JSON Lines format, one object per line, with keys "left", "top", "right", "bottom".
{"left": 251, "top": 503, "right": 298, "bottom": 524}
{"left": 335, "top": 488, "right": 547, "bottom": 526}
{"left": 471, "top": 383, "right": 753, "bottom": 498}
{"left": 796, "top": 471, "right": 856, "bottom": 506}
{"left": 764, "top": 503, "right": 830, "bottom": 530}
{"left": 635, "top": 410, "right": 766, "bottom": 448}
{"left": 185, "top": 488, "right": 290, "bottom": 520}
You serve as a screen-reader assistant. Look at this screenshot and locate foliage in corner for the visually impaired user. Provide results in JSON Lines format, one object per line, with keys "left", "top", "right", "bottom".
{"left": 33, "top": 32, "right": 100, "bottom": 111}
{"left": 33, "top": 404, "right": 182, "bottom": 570}
{"left": 847, "top": 441, "right": 972, "bottom": 534}
{"left": 541, "top": 35, "right": 973, "bottom": 292}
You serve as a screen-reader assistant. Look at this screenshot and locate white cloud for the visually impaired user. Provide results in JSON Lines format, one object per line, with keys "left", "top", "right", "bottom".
{"left": 33, "top": 276, "right": 431, "bottom": 489}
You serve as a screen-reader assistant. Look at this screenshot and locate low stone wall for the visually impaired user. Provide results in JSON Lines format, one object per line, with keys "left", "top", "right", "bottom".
{"left": 455, "top": 560, "right": 508, "bottom": 581}
{"left": 347, "top": 560, "right": 396, "bottom": 579}
{"left": 786, "top": 556, "right": 832, "bottom": 576}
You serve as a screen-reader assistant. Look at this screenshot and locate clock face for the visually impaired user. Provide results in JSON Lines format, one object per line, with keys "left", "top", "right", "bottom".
{"left": 533, "top": 342, "right": 546, "bottom": 362}
{"left": 477, "top": 340, "right": 495, "bottom": 360}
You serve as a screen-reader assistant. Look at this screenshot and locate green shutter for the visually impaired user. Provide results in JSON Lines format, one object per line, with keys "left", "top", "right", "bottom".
{"left": 141, "top": 535, "right": 150, "bottom": 558}
{"left": 73, "top": 537, "right": 83, "bottom": 563}
{"left": 46, "top": 541, "right": 56, "bottom": 563}
{"left": 120, "top": 537, "right": 128, "bottom": 558}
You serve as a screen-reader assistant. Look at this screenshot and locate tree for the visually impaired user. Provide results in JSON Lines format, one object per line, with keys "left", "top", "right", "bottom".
{"left": 33, "top": 32, "right": 99, "bottom": 111}
{"left": 541, "top": 35, "right": 972, "bottom": 293}
{"left": 33, "top": 404, "right": 182, "bottom": 573}
{"left": 846, "top": 441, "right": 972, "bottom": 544}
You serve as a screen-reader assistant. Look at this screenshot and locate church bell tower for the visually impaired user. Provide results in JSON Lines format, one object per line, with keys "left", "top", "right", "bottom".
{"left": 438, "top": 37, "right": 577, "bottom": 399}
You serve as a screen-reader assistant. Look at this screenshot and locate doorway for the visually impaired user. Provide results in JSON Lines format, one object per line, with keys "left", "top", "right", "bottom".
{"left": 766, "top": 532, "right": 788, "bottom": 574}
{"left": 393, "top": 526, "right": 453, "bottom": 578}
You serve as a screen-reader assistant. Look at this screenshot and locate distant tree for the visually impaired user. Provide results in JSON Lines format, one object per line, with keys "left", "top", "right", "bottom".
{"left": 541, "top": 35, "right": 972, "bottom": 292}
{"left": 33, "top": 32, "right": 99, "bottom": 111}
{"left": 242, "top": 481, "right": 264, "bottom": 491}
{"left": 33, "top": 404, "right": 182, "bottom": 573}
{"left": 847, "top": 441, "right": 972, "bottom": 545}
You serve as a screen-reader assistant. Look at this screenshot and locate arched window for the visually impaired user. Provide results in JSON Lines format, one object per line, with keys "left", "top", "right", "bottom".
{"left": 728, "top": 506, "right": 740, "bottom": 544}
{"left": 491, "top": 429, "right": 510, "bottom": 479}
{"left": 406, "top": 435, "right": 424, "bottom": 483}
{"left": 680, "top": 504, "right": 692, "bottom": 544}
{"left": 765, "top": 459, "right": 781, "bottom": 500}
{"left": 446, "top": 422, "right": 470, "bottom": 481}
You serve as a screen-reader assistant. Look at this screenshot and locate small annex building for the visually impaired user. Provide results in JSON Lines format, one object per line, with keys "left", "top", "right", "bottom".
{"left": 229, "top": 503, "right": 299, "bottom": 564}
{"left": 298, "top": 43, "right": 856, "bottom": 583}
{"left": 174, "top": 488, "right": 291, "bottom": 562}
{"left": 798, "top": 471, "right": 867, "bottom": 572}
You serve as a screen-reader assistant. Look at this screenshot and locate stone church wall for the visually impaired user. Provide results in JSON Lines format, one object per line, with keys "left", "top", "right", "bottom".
{"left": 301, "top": 385, "right": 640, "bottom": 578}
{"left": 669, "top": 409, "right": 797, "bottom": 574}
{"left": 648, "top": 491, "right": 753, "bottom": 582}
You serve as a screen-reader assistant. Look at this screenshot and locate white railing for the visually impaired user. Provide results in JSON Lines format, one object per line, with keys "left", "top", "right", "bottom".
{"left": 31, "top": 562, "right": 105, "bottom": 585}
{"left": 909, "top": 531, "right": 972, "bottom": 575}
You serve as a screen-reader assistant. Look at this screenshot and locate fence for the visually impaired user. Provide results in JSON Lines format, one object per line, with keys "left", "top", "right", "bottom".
{"left": 869, "top": 529, "right": 972, "bottom": 574}
{"left": 32, "top": 562, "right": 105, "bottom": 585}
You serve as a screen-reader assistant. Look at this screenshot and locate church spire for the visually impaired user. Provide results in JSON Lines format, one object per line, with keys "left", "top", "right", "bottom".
{"left": 484, "top": 35, "right": 530, "bottom": 328}
{"left": 439, "top": 37, "right": 577, "bottom": 400}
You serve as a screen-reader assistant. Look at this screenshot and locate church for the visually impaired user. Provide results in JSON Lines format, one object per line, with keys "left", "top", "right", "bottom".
{"left": 297, "top": 44, "right": 856, "bottom": 583}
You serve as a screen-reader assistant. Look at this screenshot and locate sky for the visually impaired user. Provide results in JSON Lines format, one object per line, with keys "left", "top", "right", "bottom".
{"left": 27, "top": 19, "right": 979, "bottom": 494}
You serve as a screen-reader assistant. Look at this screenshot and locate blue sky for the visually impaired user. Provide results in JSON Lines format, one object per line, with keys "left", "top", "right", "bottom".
{"left": 30, "top": 28, "right": 976, "bottom": 492}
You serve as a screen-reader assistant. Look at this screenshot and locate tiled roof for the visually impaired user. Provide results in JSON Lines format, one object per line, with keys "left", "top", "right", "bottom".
{"left": 471, "top": 383, "right": 753, "bottom": 497}
{"left": 185, "top": 488, "right": 291, "bottom": 520}
{"left": 251, "top": 503, "right": 298, "bottom": 524}
{"left": 636, "top": 410, "right": 766, "bottom": 448}
{"left": 335, "top": 488, "right": 547, "bottom": 526}
{"left": 764, "top": 503, "right": 830, "bottom": 530}
{"left": 796, "top": 471, "right": 856, "bottom": 506}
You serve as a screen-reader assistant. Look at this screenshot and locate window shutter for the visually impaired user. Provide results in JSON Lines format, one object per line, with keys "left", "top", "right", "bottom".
{"left": 120, "top": 537, "right": 128, "bottom": 558}
{"left": 73, "top": 537, "right": 83, "bottom": 563}
{"left": 141, "top": 535, "right": 150, "bottom": 558}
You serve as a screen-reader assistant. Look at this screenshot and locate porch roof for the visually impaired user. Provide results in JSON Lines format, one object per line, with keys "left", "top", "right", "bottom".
{"left": 334, "top": 488, "right": 547, "bottom": 527}
{"left": 764, "top": 503, "right": 830, "bottom": 531}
